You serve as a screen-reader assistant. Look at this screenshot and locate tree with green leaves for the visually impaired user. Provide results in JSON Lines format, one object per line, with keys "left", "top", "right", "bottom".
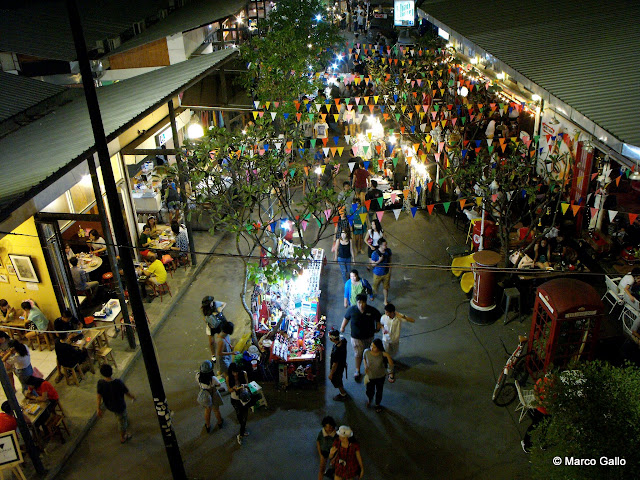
{"left": 530, "top": 361, "right": 640, "bottom": 479}
{"left": 240, "top": 0, "right": 341, "bottom": 103}
{"left": 185, "top": 115, "right": 343, "bottom": 328}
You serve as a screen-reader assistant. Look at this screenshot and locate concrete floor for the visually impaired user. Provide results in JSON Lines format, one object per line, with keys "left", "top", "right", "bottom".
{"left": 53, "top": 202, "right": 533, "bottom": 479}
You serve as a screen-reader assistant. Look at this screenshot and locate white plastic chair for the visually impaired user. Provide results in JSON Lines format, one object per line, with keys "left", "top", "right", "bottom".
{"left": 515, "top": 380, "right": 537, "bottom": 423}
{"left": 620, "top": 303, "right": 640, "bottom": 338}
{"left": 601, "top": 275, "right": 623, "bottom": 313}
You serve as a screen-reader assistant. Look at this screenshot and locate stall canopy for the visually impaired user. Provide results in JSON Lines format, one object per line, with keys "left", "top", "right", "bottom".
{"left": 0, "top": 71, "right": 67, "bottom": 123}
{"left": 0, "top": 48, "right": 237, "bottom": 225}
{"left": 103, "top": 0, "right": 249, "bottom": 58}
{"left": 419, "top": 0, "right": 640, "bottom": 158}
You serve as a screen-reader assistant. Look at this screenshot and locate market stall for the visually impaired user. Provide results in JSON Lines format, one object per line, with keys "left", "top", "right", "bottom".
{"left": 251, "top": 240, "right": 326, "bottom": 388}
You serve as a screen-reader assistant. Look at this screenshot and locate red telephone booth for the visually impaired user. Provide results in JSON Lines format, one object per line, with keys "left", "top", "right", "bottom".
{"left": 526, "top": 278, "right": 604, "bottom": 379}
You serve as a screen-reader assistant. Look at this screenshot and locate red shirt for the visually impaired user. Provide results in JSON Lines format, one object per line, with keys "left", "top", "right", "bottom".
{"left": 353, "top": 168, "right": 370, "bottom": 189}
{"left": 332, "top": 438, "right": 361, "bottom": 478}
{"left": 0, "top": 413, "right": 17, "bottom": 433}
{"left": 29, "top": 381, "right": 59, "bottom": 401}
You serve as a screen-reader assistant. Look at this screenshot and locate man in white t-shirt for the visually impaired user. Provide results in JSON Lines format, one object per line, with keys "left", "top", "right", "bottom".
{"left": 379, "top": 303, "right": 415, "bottom": 358}
{"left": 618, "top": 268, "right": 640, "bottom": 303}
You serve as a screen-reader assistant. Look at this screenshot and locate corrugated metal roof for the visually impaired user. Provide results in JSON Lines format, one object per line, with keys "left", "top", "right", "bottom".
{"left": 0, "top": 72, "right": 67, "bottom": 122}
{"left": 0, "top": 48, "right": 236, "bottom": 217}
{"left": 0, "top": 0, "right": 172, "bottom": 61}
{"left": 420, "top": 0, "right": 640, "bottom": 147}
{"left": 105, "top": 0, "right": 248, "bottom": 57}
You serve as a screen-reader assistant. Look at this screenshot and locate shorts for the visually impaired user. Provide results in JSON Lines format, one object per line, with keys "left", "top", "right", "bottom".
{"left": 331, "top": 370, "right": 345, "bottom": 389}
{"left": 167, "top": 201, "right": 179, "bottom": 212}
{"left": 149, "top": 277, "right": 164, "bottom": 285}
{"left": 373, "top": 272, "right": 390, "bottom": 290}
{"left": 355, "top": 187, "right": 367, "bottom": 194}
{"left": 351, "top": 336, "right": 373, "bottom": 360}
{"left": 115, "top": 409, "right": 129, "bottom": 433}
{"left": 383, "top": 340, "right": 399, "bottom": 357}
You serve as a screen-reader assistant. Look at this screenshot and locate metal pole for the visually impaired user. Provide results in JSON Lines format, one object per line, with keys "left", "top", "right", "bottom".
{"left": 86, "top": 157, "right": 136, "bottom": 348}
{"left": 65, "top": 1, "right": 187, "bottom": 478}
{"left": 167, "top": 101, "right": 197, "bottom": 267}
{"left": 0, "top": 361, "right": 45, "bottom": 474}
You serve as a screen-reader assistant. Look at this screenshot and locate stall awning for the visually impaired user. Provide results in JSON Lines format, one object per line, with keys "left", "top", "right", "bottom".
{"left": 0, "top": 48, "right": 237, "bottom": 223}
{"left": 420, "top": 0, "right": 640, "bottom": 154}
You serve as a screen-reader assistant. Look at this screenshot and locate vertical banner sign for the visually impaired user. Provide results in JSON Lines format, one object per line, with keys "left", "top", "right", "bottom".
{"left": 570, "top": 141, "right": 594, "bottom": 233}
{"left": 394, "top": 0, "right": 415, "bottom": 26}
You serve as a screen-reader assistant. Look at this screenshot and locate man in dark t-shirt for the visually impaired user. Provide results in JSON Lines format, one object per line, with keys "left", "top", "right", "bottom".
{"left": 53, "top": 309, "right": 82, "bottom": 339}
{"left": 54, "top": 333, "right": 89, "bottom": 381}
{"left": 365, "top": 180, "right": 384, "bottom": 214}
{"left": 340, "top": 294, "right": 381, "bottom": 380}
{"left": 329, "top": 329, "right": 348, "bottom": 401}
{"left": 97, "top": 364, "right": 135, "bottom": 443}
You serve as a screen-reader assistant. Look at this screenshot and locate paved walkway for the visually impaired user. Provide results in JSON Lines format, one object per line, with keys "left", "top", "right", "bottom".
{"left": 51, "top": 207, "right": 532, "bottom": 479}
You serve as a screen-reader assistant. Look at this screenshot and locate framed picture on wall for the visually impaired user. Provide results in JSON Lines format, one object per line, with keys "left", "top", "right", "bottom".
{"left": 8, "top": 255, "right": 39, "bottom": 283}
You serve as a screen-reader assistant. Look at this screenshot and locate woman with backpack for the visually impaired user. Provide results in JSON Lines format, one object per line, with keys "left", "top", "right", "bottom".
{"left": 201, "top": 296, "right": 227, "bottom": 362}
{"left": 196, "top": 360, "right": 223, "bottom": 433}
{"left": 215, "top": 321, "right": 238, "bottom": 376}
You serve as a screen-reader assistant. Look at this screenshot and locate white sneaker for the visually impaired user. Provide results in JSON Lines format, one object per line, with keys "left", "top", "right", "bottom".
{"left": 236, "top": 434, "right": 243, "bottom": 445}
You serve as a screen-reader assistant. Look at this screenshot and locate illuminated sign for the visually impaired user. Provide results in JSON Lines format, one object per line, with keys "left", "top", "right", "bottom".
{"left": 394, "top": 0, "right": 414, "bottom": 26}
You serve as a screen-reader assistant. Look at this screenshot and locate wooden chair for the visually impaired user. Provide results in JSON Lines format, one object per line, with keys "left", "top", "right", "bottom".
{"left": 43, "top": 413, "right": 70, "bottom": 444}
{"left": 26, "top": 322, "right": 53, "bottom": 352}
{"left": 58, "top": 361, "right": 84, "bottom": 386}
{"left": 101, "top": 272, "right": 115, "bottom": 289}
{"left": 161, "top": 255, "right": 176, "bottom": 279}
{"left": 95, "top": 347, "right": 117, "bottom": 369}
{"left": 177, "top": 254, "right": 191, "bottom": 271}
{"left": 151, "top": 282, "right": 172, "bottom": 302}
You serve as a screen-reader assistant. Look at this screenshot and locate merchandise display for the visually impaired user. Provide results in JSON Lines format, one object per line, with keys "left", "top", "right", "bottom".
{"left": 251, "top": 240, "right": 326, "bottom": 385}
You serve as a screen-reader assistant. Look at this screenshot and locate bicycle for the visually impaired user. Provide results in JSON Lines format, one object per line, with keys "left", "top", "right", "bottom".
{"left": 492, "top": 335, "right": 530, "bottom": 406}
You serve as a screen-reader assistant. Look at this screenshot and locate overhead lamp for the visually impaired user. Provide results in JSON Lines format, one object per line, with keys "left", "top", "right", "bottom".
{"left": 469, "top": 57, "right": 478, "bottom": 65}
{"left": 187, "top": 120, "right": 204, "bottom": 139}
{"left": 630, "top": 164, "right": 640, "bottom": 181}
{"left": 531, "top": 94, "right": 541, "bottom": 102}
{"left": 459, "top": 86, "right": 469, "bottom": 97}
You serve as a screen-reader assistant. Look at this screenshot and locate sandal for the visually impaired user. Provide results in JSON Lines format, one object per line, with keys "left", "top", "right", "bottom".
{"left": 121, "top": 433, "right": 132, "bottom": 444}
{"left": 375, "top": 406, "right": 384, "bottom": 413}
{"left": 388, "top": 373, "right": 395, "bottom": 383}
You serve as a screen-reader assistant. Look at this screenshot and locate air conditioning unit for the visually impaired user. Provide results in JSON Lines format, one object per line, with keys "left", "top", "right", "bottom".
{"left": 132, "top": 21, "right": 146, "bottom": 35}
{"left": 107, "top": 36, "right": 121, "bottom": 51}
{"left": 94, "top": 39, "right": 105, "bottom": 53}
{"left": 158, "top": 8, "right": 168, "bottom": 19}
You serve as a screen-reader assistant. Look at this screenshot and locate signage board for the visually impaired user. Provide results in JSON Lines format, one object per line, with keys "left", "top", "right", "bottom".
{"left": 394, "top": 0, "right": 414, "bottom": 26}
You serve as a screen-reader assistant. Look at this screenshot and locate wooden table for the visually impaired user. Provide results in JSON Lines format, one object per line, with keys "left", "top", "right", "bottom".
{"left": 21, "top": 398, "right": 53, "bottom": 448}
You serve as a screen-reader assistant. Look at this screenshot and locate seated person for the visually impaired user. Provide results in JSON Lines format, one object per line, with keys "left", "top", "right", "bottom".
{"left": 53, "top": 308, "right": 82, "bottom": 340}
{"left": 170, "top": 222, "right": 189, "bottom": 259}
{"left": 64, "top": 243, "right": 75, "bottom": 261}
{"left": 24, "top": 376, "right": 59, "bottom": 403}
{"left": 0, "top": 401, "right": 18, "bottom": 433}
{"left": 553, "top": 234, "right": 578, "bottom": 265}
{"left": 139, "top": 225, "right": 153, "bottom": 249}
{"left": 69, "top": 257, "right": 99, "bottom": 295}
{"left": 146, "top": 215, "right": 159, "bottom": 238}
{"left": 619, "top": 268, "right": 640, "bottom": 303}
{"left": 54, "top": 333, "right": 89, "bottom": 381}
{"left": 0, "top": 299, "right": 17, "bottom": 323}
{"left": 533, "top": 238, "right": 552, "bottom": 269}
{"left": 140, "top": 252, "right": 168, "bottom": 288}
{"left": 21, "top": 302, "right": 49, "bottom": 342}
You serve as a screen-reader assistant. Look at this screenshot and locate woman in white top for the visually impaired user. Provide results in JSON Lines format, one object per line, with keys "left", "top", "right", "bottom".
{"left": 2, "top": 340, "right": 33, "bottom": 391}
{"left": 196, "top": 360, "right": 223, "bottom": 433}
{"left": 364, "top": 218, "right": 384, "bottom": 260}
{"left": 88, "top": 229, "right": 107, "bottom": 256}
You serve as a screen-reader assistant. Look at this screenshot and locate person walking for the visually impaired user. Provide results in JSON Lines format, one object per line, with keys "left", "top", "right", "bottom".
{"left": 340, "top": 294, "right": 381, "bottom": 381}
{"left": 363, "top": 339, "right": 394, "bottom": 413}
{"left": 196, "top": 360, "right": 224, "bottom": 433}
{"left": 328, "top": 329, "right": 349, "bottom": 401}
{"left": 316, "top": 416, "right": 337, "bottom": 480}
{"left": 215, "top": 321, "right": 238, "bottom": 376}
{"left": 351, "top": 161, "right": 370, "bottom": 205}
{"left": 364, "top": 219, "right": 384, "bottom": 263}
{"left": 380, "top": 303, "right": 415, "bottom": 358}
{"left": 201, "top": 295, "right": 227, "bottom": 361}
{"left": 351, "top": 199, "right": 367, "bottom": 255}
{"left": 227, "top": 363, "right": 256, "bottom": 445}
{"left": 370, "top": 238, "right": 392, "bottom": 305}
{"left": 344, "top": 270, "right": 373, "bottom": 308}
{"left": 334, "top": 230, "right": 356, "bottom": 283}
{"left": 97, "top": 364, "right": 136, "bottom": 444}
{"left": 329, "top": 425, "right": 364, "bottom": 480}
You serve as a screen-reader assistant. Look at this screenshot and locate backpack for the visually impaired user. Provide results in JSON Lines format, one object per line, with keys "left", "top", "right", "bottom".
{"left": 205, "top": 312, "right": 227, "bottom": 333}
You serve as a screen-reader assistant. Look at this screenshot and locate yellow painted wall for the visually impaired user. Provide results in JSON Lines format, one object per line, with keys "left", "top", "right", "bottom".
{"left": 0, "top": 217, "right": 60, "bottom": 321}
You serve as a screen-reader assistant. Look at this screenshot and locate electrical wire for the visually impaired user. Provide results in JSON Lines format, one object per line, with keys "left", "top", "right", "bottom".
{"left": 399, "top": 299, "right": 467, "bottom": 339}
{"left": 0, "top": 229, "right": 610, "bottom": 277}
